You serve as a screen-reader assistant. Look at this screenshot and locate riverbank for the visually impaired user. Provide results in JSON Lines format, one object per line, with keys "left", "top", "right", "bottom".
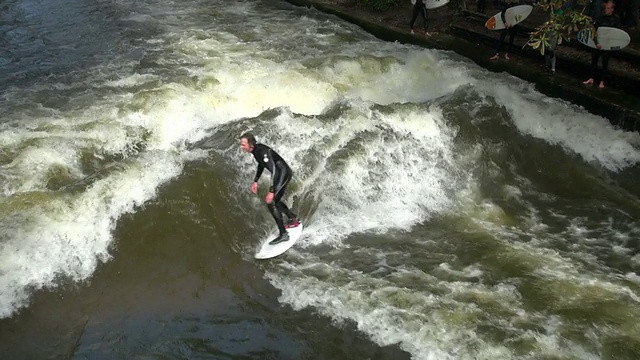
{"left": 286, "top": 0, "right": 640, "bottom": 132}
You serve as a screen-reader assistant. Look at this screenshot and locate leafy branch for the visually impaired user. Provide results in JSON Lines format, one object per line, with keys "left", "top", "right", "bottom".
{"left": 525, "top": 0, "right": 595, "bottom": 55}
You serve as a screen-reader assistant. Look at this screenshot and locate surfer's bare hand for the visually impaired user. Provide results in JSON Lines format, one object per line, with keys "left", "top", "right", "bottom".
{"left": 251, "top": 182, "right": 258, "bottom": 193}
{"left": 265, "top": 192, "right": 274, "bottom": 204}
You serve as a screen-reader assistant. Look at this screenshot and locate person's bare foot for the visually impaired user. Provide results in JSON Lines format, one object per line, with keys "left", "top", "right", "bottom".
{"left": 599, "top": 81, "right": 605, "bottom": 89}
{"left": 410, "top": 29, "right": 415, "bottom": 34}
{"left": 490, "top": 53, "right": 499, "bottom": 61}
{"left": 425, "top": 32, "right": 432, "bottom": 37}
{"left": 504, "top": 53, "right": 510, "bottom": 60}
{"left": 583, "top": 78, "right": 594, "bottom": 85}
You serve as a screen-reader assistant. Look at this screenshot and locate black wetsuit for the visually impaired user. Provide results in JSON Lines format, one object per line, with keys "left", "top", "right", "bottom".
{"left": 409, "top": 0, "right": 428, "bottom": 32}
{"left": 590, "top": 14, "right": 621, "bottom": 83}
{"left": 495, "top": 0, "right": 518, "bottom": 55}
{"left": 251, "top": 144, "right": 296, "bottom": 235}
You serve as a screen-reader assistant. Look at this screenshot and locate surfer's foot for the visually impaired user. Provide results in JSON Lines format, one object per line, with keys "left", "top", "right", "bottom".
{"left": 583, "top": 78, "right": 594, "bottom": 85}
{"left": 504, "top": 53, "right": 510, "bottom": 60}
{"left": 599, "top": 81, "right": 605, "bottom": 89}
{"left": 285, "top": 217, "right": 300, "bottom": 229}
{"left": 269, "top": 233, "right": 290, "bottom": 245}
{"left": 490, "top": 53, "right": 499, "bottom": 61}
{"left": 410, "top": 29, "right": 415, "bottom": 34}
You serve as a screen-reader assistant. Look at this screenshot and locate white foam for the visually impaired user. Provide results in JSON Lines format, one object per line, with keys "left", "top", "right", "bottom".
{"left": 215, "top": 63, "right": 338, "bottom": 117}
{"left": 534, "top": 265, "right": 640, "bottom": 303}
{"left": 105, "top": 73, "right": 161, "bottom": 88}
{"left": 313, "top": 50, "right": 472, "bottom": 106}
{"left": 437, "top": 263, "right": 484, "bottom": 279}
{"left": 271, "top": 250, "right": 633, "bottom": 359}
{"left": 0, "top": 151, "right": 189, "bottom": 318}
{"left": 481, "top": 78, "right": 640, "bottom": 171}
{"left": 268, "top": 269, "right": 513, "bottom": 360}
{"left": 294, "top": 106, "right": 457, "bottom": 247}
{"left": 0, "top": 146, "right": 82, "bottom": 196}
{"left": 625, "top": 272, "right": 640, "bottom": 283}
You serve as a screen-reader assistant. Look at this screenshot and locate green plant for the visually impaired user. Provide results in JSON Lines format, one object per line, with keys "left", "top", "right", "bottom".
{"left": 525, "top": 0, "right": 594, "bottom": 55}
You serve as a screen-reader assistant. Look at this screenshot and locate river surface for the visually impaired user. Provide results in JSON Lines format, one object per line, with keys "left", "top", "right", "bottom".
{"left": 1, "top": 0, "right": 640, "bottom": 359}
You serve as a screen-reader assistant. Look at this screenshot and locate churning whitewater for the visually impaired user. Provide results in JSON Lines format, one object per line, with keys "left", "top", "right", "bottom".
{"left": 1, "top": 0, "right": 640, "bottom": 359}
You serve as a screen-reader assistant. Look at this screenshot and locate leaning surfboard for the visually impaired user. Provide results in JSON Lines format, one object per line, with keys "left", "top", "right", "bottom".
{"left": 485, "top": 5, "right": 533, "bottom": 30}
{"left": 577, "top": 26, "right": 631, "bottom": 51}
{"left": 255, "top": 222, "right": 304, "bottom": 259}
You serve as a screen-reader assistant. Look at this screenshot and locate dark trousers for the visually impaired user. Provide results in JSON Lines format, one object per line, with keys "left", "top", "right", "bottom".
{"left": 267, "top": 165, "right": 295, "bottom": 234}
{"left": 496, "top": 27, "right": 517, "bottom": 54}
{"left": 410, "top": 5, "right": 428, "bottom": 31}
{"left": 623, "top": 0, "right": 638, "bottom": 26}
{"left": 590, "top": 50, "right": 611, "bottom": 82}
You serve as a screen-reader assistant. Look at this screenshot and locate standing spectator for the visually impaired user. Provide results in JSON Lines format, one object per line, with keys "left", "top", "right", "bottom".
{"left": 623, "top": 0, "right": 638, "bottom": 28}
{"left": 410, "top": 0, "right": 431, "bottom": 37}
{"left": 544, "top": 7, "right": 567, "bottom": 74}
{"left": 589, "top": 0, "right": 605, "bottom": 22}
{"left": 583, "top": 1, "right": 621, "bottom": 88}
{"left": 490, "top": 0, "right": 520, "bottom": 60}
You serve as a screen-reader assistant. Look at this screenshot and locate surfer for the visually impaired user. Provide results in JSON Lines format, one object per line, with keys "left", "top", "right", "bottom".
{"left": 583, "top": 1, "right": 620, "bottom": 89}
{"left": 240, "top": 133, "right": 300, "bottom": 245}
{"left": 490, "top": 0, "right": 520, "bottom": 61}
{"left": 409, "top": 0, "right": 431, "bottom": 37}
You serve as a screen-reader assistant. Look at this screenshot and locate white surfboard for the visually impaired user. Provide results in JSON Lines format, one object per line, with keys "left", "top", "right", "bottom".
{"left": 255, "top": 222, "right": 304, "bottom": 259}
{"left": 577, "top": 27, "right": 630, "bottom": 51}
{"left": 425, "top": 0, "right": 450, "bottom": 10}
{"left": 411, "top": 0, "right": 450, "bottom": 10}
{"left": 485, "top": 5, "right": 533, "bottom": 30}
